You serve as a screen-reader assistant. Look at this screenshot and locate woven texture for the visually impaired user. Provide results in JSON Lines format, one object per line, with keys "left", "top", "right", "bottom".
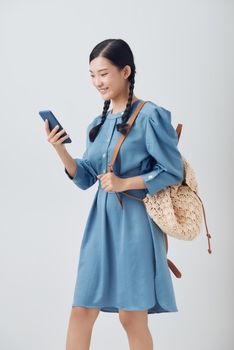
{"left": 143, "top": 156, "right": 203, "bottom": 240}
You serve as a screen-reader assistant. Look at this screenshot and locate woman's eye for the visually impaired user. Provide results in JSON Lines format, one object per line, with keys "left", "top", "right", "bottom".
{"left": 90, "top": 73, "right": 107, "bottom": 78}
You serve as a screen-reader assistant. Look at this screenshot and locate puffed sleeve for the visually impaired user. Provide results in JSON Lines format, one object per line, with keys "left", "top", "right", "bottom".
{"left": 139, "top": 105, "right": 184, "bottom": 196}
{"left": 64, "top": 120, "right": 98, "bottom": 190}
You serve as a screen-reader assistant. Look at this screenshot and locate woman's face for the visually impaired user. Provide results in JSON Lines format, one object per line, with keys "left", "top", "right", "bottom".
{"left": 89, "top": 56, "right": 130, "bottom": 100}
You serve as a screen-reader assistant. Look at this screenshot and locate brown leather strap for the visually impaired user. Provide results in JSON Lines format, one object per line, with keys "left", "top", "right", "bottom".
{"left": 109, "top": 111, "right": 212, "bottom": 256}
{"left": 107, "top": 100, "right": 147, "bottom": 209}
{"left": 106, "top": 99, "right": 183, "bottom": 278}
{"left": 176, "top": 123, "right": 183, "bottom": 141}
{"left": 116, "top": 121, "right": 183, "bottom": 207}
{"left": 107, "top": 100, "right": 147, "bottom": 174}
{"left": 176, "top": 122, "right": 212, "bottom": 254}
{"left": 163, "top": 231, "right": 182, "bottom": 278}
{"left": 107, "top": 100, "right": 212, "bottom": 276}
{"left": 167, "top": 258, "right": 182, "bottom": 278}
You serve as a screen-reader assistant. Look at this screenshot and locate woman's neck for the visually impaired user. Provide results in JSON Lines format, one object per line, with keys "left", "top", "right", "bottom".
{"left": 111, "top": 95, "right": 139, "bottom": 114}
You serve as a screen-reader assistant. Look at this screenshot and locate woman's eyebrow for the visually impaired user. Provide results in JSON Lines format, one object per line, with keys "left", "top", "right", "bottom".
{"left": 89, "top": 68, "right": 108, "bottom": 73}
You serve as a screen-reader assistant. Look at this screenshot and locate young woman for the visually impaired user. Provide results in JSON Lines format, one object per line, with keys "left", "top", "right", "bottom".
{"left": 44, "top": 38, "right": 184, "bottom": 350}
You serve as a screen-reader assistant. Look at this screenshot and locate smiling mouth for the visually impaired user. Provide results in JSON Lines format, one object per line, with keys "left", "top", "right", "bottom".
{"left": 99, "top": 88, "right": 109, "bottom": 93}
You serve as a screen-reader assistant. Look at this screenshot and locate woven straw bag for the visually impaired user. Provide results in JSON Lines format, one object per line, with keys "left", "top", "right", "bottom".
{"left": 143, "top": 154, "right": 206, "bottom": 241}
{"left": 106, "top": 99, "right": 212, "bottom": 278}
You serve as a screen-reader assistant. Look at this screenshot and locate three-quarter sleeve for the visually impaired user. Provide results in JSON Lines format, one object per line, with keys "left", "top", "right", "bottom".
{"left": 64, "top": 121, "right": 98, "bottom": 190}
{"left": 139, "top": 105, "right": 184, "bottom": 196}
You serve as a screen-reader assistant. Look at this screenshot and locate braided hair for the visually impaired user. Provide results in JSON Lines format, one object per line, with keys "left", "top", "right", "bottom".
{"left": 116, "top": 74, "right": 135, "bottom": 135}
{"left": 89, "top": 39, "right": 136, "bottom": 142}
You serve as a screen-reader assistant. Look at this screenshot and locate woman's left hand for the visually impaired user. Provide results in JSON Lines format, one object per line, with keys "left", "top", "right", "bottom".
{"left": 97, "top": 171, "right": 128, "bottom": 192}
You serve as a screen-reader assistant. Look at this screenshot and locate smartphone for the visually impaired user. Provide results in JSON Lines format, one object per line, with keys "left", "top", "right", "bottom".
{"left": 39, "top": 110, "right": 72, "bottom": 144}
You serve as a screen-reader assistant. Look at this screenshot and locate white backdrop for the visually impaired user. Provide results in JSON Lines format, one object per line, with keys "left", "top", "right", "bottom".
{"left": 1, "top": 0, "right": 233, "bottom": 349}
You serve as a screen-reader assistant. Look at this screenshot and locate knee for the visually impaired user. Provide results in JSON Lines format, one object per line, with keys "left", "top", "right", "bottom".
{"left": 119, "top": 309, "right": 148, "bottom": 331}
{"left": 118, "top": 310, "right": 137, "bottom": 330}
{"left": 70, "top": 306, "right": 100, "bottom": 325}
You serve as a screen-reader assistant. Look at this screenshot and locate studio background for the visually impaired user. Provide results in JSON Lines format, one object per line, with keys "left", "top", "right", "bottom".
{"left": 1, "top": 0, "right": 233, "bottom": 349}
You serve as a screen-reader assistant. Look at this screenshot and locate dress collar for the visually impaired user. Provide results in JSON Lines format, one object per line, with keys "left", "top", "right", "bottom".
{"left": 106, "top": 99, "right": 142, "bottom": 119}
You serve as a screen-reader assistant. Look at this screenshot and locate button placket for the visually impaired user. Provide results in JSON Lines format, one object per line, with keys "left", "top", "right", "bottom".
{"left": 101, "top": 120, "right": 116, "bottom": 174}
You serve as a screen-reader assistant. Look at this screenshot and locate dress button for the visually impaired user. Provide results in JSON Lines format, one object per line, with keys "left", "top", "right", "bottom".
{"left": 148, "top": 175, "right": 153, "bottom": 179}
{"left": 102, "top": 153, "right": 106, "bottom": 158}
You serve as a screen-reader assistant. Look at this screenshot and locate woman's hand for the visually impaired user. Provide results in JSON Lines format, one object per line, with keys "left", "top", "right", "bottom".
{"left": 97, "top": 171, "right": 128, "bottom": 192}
{"left": 44, "top": 119, "right": 70, "bottom": 149}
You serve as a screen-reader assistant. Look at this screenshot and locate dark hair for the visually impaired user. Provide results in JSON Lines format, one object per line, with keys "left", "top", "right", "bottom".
{"left": 89, "top": 38, "right": 136, "bottom": 142}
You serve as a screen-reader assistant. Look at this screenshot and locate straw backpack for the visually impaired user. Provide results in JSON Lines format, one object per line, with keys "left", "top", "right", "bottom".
{"left": 107, "top": 100, "right": 212, "bottom": 278}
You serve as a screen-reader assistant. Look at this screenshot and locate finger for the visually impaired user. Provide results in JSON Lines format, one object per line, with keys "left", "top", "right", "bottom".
{"left": 103, "top": 184, "right": 112, "bottom": 192}
{"left": 48, "top": 127, "right": 64, "bottom": 143}
{"left": 53, "top": 128, "right": 67, "bottom": 142}
{"left": 51, "top": 133, "right": 70, "bottom": 145}
{"left": 101, "top": 179, "right": 110, "bottom": 189}
{"left": 44, "top": 119, "right": 51, "bottom": 135}
{"left": 48, "top": 124, "right": 60, "bottom": 139}
{"left": 57, "top": 134, "right": 69, "bottom": 143}
{"left": 47, "top": 128, "right": 59, "bottom": 142}
{"left": 56, "top": 133, "right": 70, "bottom": 144}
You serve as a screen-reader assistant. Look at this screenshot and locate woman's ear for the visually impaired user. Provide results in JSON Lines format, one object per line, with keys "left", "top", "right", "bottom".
{"left": 123, "top": 65, "right": 131, "bottom": 79}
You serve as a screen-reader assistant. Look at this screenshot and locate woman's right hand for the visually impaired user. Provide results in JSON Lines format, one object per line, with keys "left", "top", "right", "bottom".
{"left": 44, "top": 119, "right": 70, "bottom": 150}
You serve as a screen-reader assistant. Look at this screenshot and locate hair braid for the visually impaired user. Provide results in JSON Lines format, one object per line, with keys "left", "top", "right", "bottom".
{"left": 116, "top": 74, "right": 135, "bottom": 135}
{"left": 89, "top": 99, "right": 111, "bottom": 142}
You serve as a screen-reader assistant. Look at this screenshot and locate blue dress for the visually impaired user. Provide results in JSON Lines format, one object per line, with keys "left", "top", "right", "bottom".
{"left": 65, "top": 99, "right": 184, "bottom": 314}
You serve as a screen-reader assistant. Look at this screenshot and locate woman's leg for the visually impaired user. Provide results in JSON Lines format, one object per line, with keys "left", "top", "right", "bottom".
{"left": 65, "top": 306, "right": 100, "bottom": 350}
{"left": 119, "top": 309, "right": 153, "bottom": 350}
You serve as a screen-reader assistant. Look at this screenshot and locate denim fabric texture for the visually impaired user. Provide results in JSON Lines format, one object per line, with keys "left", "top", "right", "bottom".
{"left": 65, "top": 99, "right": 184, "bottom": 314}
